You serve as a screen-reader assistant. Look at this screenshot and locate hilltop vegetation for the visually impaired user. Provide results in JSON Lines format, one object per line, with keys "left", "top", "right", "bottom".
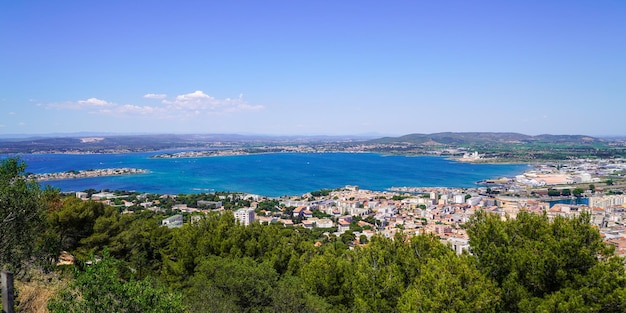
{"left": 366, "top": 132, "right": 626, "bottom": 161}
{"left": 2, "top": 157, "right": 626, "bottom": 312}
{"left": 0, "top": 133, "right": 363, "bottom": 154}
{"left": 368, "top": 132, "right": 611, "bottom": 146}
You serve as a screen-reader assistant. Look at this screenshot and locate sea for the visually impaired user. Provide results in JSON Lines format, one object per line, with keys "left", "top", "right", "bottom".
{"left": 11, "top": 152, "right": 528, "bottom": 197}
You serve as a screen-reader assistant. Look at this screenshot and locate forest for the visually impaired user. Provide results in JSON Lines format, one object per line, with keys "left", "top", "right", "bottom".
{"left": 1, "top": 157, "right": 626, "bottom": 313}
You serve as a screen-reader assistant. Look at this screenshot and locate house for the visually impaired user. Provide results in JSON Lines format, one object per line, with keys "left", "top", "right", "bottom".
{"left": 338, "top": 219, "right": 351, "bottom": 233}
{"left": 446, "top": 237, "right": 470, "bottom": 255}
{"left": 257, "top": 216, "right": 278, "bottom": 225}
{"left": 307, "top": 218, "right": 334, "bottom": 229}
{"left": 293, "top": 206, "right": 306, "bottom": 218}
{"left": 197, "top": 200, "right": 222, "bottom": 209}
{"left": 279, "top": 219, "right": 294, "bottom": 227}
{"left": 302, "top": 220, "right": 315, "bottom": 229}
{"left": 162, "top": 214, "right": 183, "bottom": 228}
{"left": 91, "top": 192, "right": 118, "bottom": 201}
{"left": 75, "top": 192, "right": 88, "bottom": 200}
{"left": 317, "top": 218, "right": 334, "bottom": 228}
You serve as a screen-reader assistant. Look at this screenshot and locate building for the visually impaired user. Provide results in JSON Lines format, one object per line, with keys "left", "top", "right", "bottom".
{"left": 75, "top": 192, "right": 88, "bottom": 199}
{"left": 446, "top": 237, "right": 470, "bottom": 255}
{"left": 307, "top": 218, "right": 334, "bottom": 229}
{"left": 338, "top": 219, "right": 351, "bottom": 233}
{"left": 293, "top": 206, "right": 306, "bottom": 218}
{"left": 454, "top": 194, "right": 466, "bottom": 204}
{"left": 162, "top": 214, "right": 183, "bottom": 228}
{"left": 589, "top": 195, "right": 626, "bottom": 209}
{"left": 197, "top": 200, "right": 222, "bottom": 208}
{"left": 234, "top": 208, "right": 255, "bottom": 226}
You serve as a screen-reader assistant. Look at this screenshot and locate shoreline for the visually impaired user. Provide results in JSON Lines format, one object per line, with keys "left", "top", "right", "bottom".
{"left": 9, "top": 149, "right": 568, "bottom": 166}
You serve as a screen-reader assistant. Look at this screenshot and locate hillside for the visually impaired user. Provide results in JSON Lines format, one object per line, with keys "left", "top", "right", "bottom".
{"left": 0, "top": 133, "right": 365, "bottom": 154}
{"left": 1, "top": 132, "right": 624, "bottom": 161}
{"left": 369, "top": 132, "right": 605, "bottom": 146}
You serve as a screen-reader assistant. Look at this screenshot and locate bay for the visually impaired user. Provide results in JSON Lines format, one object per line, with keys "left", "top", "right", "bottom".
{"left": 13, "top": 152, "right": 528, "bottom": 197}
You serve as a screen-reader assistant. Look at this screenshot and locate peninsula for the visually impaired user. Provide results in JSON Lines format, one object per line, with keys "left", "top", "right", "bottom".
{"left": 30, "top": 168, "right": 148, "bottom": 181}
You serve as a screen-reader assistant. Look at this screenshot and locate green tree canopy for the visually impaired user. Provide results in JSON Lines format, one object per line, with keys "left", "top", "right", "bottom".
{"left": 467, "top": 210, "right": 624, "bottom": 312}
{"left": 46, "top": 197, "right": 108, "bottom": 255}
{"left": 48, "top": 251, "right": 184, "bottom": 313}
{"left": 0, "top": 157, "right": 46, "bottom": 273}
{"left": 398, "top": 254, "right": 501, "bottom": 313}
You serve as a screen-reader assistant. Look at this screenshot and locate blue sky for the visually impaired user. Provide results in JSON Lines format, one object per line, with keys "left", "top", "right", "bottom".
{"left": 1, "top": 0, "right": 625, "bottom": 136}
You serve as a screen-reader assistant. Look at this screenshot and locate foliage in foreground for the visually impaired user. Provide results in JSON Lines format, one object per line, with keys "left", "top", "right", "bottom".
{"left": 0, "top": 158, "right": 48, "bottom": 274}
{"left": 47, "top": 251, "right": 184, "bottom": 313}
{"left": 468, "top": 210, "right": 626, "bottom": 312}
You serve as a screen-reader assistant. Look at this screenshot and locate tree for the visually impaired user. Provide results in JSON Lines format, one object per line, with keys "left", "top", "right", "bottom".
{"left": 300, "top": 246, "right": 353, "bottom": 310}
{"left": 46, "top": 197, "right": 108, "bottom": 254}
{"left": 101, "top": 212, "right": 172, "bottom": 279}
{"left": 0, "top": 157, "right": 47, "bottom": 274}
{"left": 48, "top": 251, "right": 184, "bottom": 313}
{"left": 272, "top": 275, "right": 329, "bottom": 313}
{"left": 572, "top": 188, "right": 585, "bottom": 197}
{"left": 351, "top": 236, "right": 404, "bottom": 312}
{"left": 398, "top": 254, "right": 501, "bottom": 313}
{"left": 359, "top": 234, "right": 368, "bottom": 244}
{"left": 467, "top": 210, "right": 623, "bottom": 312}
{"left": 340, "top": 230, "right": 356, "bottom": 245}
{"left": 548, "top": 189, "right": 561, "bottom": 197}
{"left": 187, "top": 256, "right": 278, "bottom": 312}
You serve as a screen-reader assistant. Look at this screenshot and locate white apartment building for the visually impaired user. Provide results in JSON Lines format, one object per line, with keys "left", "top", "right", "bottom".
{"left": 589, "top": 195, "right": 626, "bottom": 209}
{"left": 234, "top": 208, "right": 255, "bottom": 226}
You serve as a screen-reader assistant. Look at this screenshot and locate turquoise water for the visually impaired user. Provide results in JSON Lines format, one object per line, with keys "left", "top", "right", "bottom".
{"left": 14, "top": 152, "right": 528, "bottom": 197}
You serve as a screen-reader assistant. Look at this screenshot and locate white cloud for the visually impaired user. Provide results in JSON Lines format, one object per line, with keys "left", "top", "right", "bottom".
{"left": 46, "top": 97, "right": 114, "bottom": 110}
{"left": 164, "top": 90, "right": 213, "bottom": 109}
{"left": 77, "top": 98, "right": 111, "bottom": 107}
{"left": 143, "top": 93, "right": 167, "bottom": 99}
{"left": 41, "top": 91, "right": 264, "bottom": 119}
{"left": 8, "top": 112, "right": 16, "bottom": 115}
{"left": 163, "top": 91, "right": 264, "bottom": 114}
{"left": 116, "top": 104, "right": 166, "bottom": 116}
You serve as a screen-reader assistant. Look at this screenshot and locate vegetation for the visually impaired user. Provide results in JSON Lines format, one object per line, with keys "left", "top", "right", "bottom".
{"left": 467, "top": 210, "right": 625, "bottom": 312}
{"left": 0, "top": 158, "right": 49, "bottom": 274}
{"left": 310, "top": 189, "right": 333, "bottom": 197}
{"left": 367, "top": 132, "right": 626, "bottom": 161}
{"left": 1, "top": 157, "right": 626, "bottom": 312}
{"left": 48, "top": 251, "right": 184, "bottom": 313}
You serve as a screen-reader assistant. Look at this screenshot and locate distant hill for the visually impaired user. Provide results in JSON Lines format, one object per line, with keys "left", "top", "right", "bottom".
{"left": 368, "top": 132, "right": 606, "bottom": 146}
{"left": 0, "top": 132, "right": 619, "bottom": 155}
{"left": 0, "top": 133, "right": 369, "bottom": 154}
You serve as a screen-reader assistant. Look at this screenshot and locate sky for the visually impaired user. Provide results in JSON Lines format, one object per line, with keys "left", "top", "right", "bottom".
{"left": 1, "top": 0, "right": 625, "bottom": 137}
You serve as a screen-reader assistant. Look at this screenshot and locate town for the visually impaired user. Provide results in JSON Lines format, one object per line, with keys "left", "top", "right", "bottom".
{"left": 72, "top": 157, "right": 626, "bottom": 257}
